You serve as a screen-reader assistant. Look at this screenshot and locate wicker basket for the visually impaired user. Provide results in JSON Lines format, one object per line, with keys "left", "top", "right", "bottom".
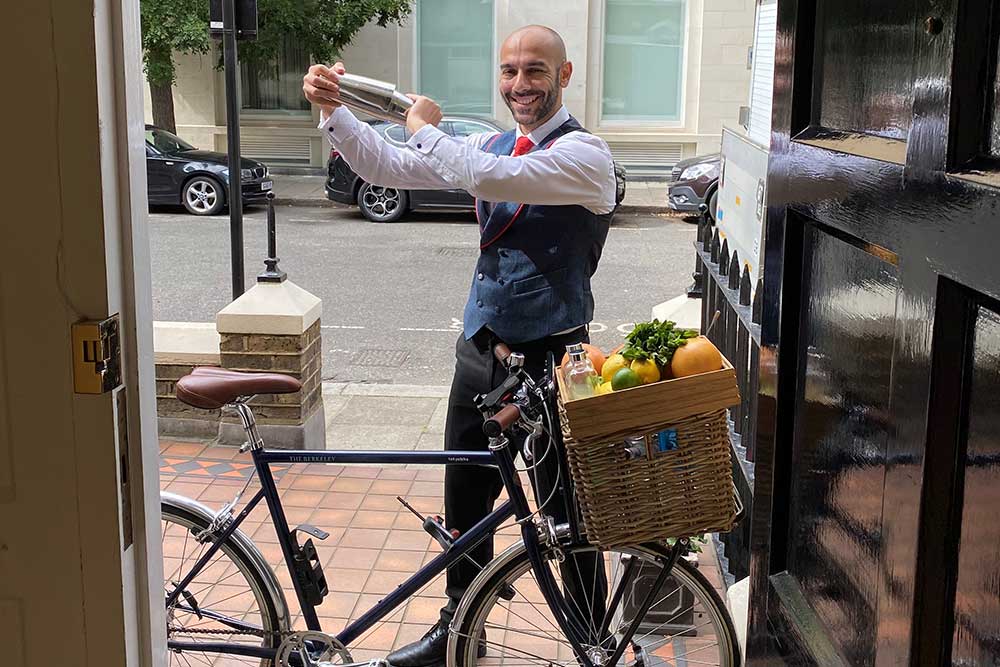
{"left": 556, "top": 359, "right": 740, "bottom": 549}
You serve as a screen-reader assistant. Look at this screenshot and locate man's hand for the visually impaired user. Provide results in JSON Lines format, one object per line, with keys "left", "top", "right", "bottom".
{"left": 303, "top": 62, "right": 346, "bottom": 117}
{"left": 405, "top": 95, "right": 443, "bottom": 134}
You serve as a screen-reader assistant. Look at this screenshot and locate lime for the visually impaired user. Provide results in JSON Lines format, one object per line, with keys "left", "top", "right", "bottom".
{"left": 611, "top": 367, "right": 642, "bottom": 391}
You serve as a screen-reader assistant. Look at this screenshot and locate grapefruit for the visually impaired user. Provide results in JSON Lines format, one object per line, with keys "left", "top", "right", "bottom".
{"left": 670, "top": 336, "right": 723, "bottom": 378}
{"left": 560, "top": 344, "right": 606, "bottom": 375}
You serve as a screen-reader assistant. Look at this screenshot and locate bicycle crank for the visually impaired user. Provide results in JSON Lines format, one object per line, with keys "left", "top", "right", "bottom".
{"left": 275, "top": 631, "right": 353, "bottom": 667}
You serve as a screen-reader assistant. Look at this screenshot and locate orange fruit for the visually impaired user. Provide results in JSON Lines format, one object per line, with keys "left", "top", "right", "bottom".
{"left": 670, "top": 336, "right": 723, "bottom": 378}
{"left": 560, "top": 343, "right": 606, "bottom": 375}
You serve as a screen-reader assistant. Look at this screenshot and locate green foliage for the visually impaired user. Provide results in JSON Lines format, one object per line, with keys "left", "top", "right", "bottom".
{"left": 140, "top": 0, "right": 412, "bottom": 86}
{"left": 239, "top": 0, "right": 412, "bottom": 68}
{"left": 141, "top": 0, "right": 211, "bottom": 86}
{"left": 621, "top": 319, "right": 699, "bottom": 367}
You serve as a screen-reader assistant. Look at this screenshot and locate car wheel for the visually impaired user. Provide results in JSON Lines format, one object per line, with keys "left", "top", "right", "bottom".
{"left": 182, "top": 176, "right": 225, "bottom": 216}
{"left": 708, "top": 189, "right": 719, "bottom": 223}
{"left": 358, "top": 183, "right": 408, "bottom": 223}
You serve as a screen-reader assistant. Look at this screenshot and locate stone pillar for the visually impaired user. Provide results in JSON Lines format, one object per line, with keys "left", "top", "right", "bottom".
{"left": 216, "top": 280, "right": 325, "bottom": 449}
{"left": 154, "top": 321, "right": 223, "bottom": 438}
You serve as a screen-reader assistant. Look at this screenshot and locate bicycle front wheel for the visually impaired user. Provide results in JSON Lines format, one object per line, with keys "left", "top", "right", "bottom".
{"left": 449, "top": 541, "right": 740, "bottom": 667}
{"left": 162, "top": 499, "right": 285, "bottom": 666}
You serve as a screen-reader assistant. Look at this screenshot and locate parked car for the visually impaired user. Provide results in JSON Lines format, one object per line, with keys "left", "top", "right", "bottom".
{"left": 145, "top": 125, "right": 272, "bottom": 216}
{"left": 668, "top": 153, "right": 720, "bottom": 223}
{"left": 326, "top": 116, "right": 505, "bottom": 222}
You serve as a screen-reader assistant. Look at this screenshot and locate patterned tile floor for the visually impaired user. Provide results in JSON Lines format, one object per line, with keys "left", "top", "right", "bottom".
{"left": 159, "top": 438, "right": 728, "bottom": 663}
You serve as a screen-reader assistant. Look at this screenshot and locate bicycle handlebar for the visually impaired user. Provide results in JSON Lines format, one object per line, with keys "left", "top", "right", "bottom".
{"left": 483, "top": 404, "right": 521, "bottom": 438}
{"left": 493, "top": 342, "right": 512, "bottom": 365}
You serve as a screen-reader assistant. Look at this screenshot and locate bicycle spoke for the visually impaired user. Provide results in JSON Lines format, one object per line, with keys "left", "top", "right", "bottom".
{"left": 609, "top": 582, "right": 684, "bottom": 639}
{"left": 487, "top": 603, "right": 564, "bottom": 644}
{"left": 636, "top": 619, "right": 717, "bottom": 652}
{"left": 483, "top": 621, "right": 562, "bottom": 644}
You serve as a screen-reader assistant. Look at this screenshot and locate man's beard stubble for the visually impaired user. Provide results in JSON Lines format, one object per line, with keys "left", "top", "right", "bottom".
{"left": 504, "top": 77, "right": 560, "bottom": 128}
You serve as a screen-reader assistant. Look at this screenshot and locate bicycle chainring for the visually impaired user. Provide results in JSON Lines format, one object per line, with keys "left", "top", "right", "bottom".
{"left": 275, "top": 631, "right": 353, "bottom": 667}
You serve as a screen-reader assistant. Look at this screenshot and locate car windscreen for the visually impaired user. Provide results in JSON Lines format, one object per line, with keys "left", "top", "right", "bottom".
{"left": 146, "top": 128, "right": 196, "bottom": 154}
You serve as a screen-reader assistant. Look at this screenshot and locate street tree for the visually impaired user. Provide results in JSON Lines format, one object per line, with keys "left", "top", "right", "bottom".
{"left": 140, "top": 0, "right": 411, "bottom": 133}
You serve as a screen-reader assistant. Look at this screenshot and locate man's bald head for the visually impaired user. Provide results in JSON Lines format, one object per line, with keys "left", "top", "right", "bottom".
{"left": 501, "top": 25, "right": 567, "bottom": 64}
{"left": 498, "top": 25, "right": 573, "bottom": 131}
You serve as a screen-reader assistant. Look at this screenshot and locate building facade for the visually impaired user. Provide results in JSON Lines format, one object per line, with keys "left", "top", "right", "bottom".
{"left": 145, "top": 0, "right": 756, "bottom": 175}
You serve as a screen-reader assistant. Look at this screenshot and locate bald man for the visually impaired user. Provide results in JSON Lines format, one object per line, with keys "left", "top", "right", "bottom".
{"left": 304, "top": 25, "right": 615, "bottom": 666}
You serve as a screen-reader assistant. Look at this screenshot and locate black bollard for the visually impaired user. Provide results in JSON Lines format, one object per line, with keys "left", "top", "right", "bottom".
{"left": 258, "top": 191, "right": 287, "bottom": 283}
{"left": 686, "top": 202, "right": 709, "bottom": 299}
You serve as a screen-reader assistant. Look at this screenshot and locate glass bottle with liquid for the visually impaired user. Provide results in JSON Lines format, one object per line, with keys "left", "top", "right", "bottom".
{"left": 564, "top": 343, "right": 599, "bottom": 399}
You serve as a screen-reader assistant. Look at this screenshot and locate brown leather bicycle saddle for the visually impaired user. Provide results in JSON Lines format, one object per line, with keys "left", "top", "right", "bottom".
{"left": 175, "top": 367, "right": 302, "bottom": 409}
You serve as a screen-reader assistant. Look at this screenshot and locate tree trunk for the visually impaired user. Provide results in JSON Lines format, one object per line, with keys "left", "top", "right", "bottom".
{"left": 149, "top": 80, "right": 176, "bottom": 134}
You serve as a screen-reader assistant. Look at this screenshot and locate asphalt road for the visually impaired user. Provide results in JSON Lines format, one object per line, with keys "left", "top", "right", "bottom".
{"left": 149, "top": 203, "right": 698, "bottom": 385}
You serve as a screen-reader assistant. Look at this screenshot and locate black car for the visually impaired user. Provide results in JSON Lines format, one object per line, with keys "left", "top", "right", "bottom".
{"left": 145, "top": 125, "right": 273, "bottom": 216}
{"left": 326, "top": 116, "right": 504, "bottom": 222}
{"left": 667, "top": 153, "right": 720, "bottom": 222}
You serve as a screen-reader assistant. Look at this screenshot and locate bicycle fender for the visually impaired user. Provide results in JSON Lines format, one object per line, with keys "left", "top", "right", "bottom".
{"left": 161, "top": 491, "right": 291, "bottom": 632}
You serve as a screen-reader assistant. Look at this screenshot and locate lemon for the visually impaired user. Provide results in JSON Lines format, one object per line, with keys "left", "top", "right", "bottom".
{"left": 611, "top": 367, "right": 642, "bottom": 391}
{"left": 630, "top": 358, "right": 660, "bottom": 384}
{"left": 601, "top": 353, "right": 628, "bottom": 383}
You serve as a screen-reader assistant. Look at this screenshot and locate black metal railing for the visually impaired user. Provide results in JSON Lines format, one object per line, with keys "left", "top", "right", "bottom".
{"left": 693, "top": 209, "right": 759, "bottom": 582}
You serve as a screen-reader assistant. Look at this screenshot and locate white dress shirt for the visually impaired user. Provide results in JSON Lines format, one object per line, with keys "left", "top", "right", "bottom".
{"left": 319, "top": 105, "right": 616, "bottom": 214}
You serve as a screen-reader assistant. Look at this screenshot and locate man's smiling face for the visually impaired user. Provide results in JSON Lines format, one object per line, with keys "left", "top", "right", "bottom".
{"left": 498, "top": 27, "right": 572, "bottom": 132}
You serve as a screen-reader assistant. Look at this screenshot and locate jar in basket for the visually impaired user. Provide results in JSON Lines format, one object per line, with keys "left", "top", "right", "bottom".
{"left": 564, "top": 343, "right": 599, "bottom": 399}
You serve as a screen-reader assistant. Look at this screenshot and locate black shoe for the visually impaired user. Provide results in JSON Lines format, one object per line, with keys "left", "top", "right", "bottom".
{"left": 386, "top": 621, "right": 487, "bottom": 667}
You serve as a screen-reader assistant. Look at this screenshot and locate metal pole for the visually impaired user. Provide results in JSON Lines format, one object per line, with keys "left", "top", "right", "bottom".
{"left": 222, "top": 0, "right": 245, "bottom": 298}
{"left": 258, "top": 192, "right": 286, "bottom": 283}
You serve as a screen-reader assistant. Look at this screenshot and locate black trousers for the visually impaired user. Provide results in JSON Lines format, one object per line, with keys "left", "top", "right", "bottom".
{"left": 440, "top": 327, "right": 609, "bottom": 631}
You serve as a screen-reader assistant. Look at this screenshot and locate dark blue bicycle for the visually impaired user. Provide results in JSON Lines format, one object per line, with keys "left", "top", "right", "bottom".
{"left": 161, "top": 345, "right": 739, "bottom": 667}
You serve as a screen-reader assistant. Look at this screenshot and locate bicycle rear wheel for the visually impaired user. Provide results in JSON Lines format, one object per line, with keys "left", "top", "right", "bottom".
{"left": 449, "top": 541, "right": 740, "bottom": 667}
{"left": 162, "top": 500, "right": 284, "bottom": 666}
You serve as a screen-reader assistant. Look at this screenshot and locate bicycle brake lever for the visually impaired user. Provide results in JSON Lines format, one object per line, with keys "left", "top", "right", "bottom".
{"left": 475, "top": 373, "right": 521, "bottom": 411}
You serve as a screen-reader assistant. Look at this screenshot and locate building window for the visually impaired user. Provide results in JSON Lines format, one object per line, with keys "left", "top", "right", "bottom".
{"left": 602, "top": 0, "right": 686, "bottom": 122}
{"left": 241, "top": 35, "right": 311, "bottom": 115}
{"left": 418, "top": 0, "right": 493, "bottom": 116}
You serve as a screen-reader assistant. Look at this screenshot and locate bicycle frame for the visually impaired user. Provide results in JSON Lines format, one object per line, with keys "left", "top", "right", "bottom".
{"left": 164, "top": 366, "right": 680, "bottom": 667}
{"left": 165, "top": 438, "right": 604, "bottom": 664}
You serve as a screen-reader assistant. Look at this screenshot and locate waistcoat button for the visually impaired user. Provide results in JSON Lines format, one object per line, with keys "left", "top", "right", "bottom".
{"left": 477, "top": 273, "right": 484, "bottom": 280}
{"left": 498, "top": 278, "right": 505, "bottom": 285}
{"left": 477, "top": 299, "right": 483, "bottom": 307}
{"left": 495, "top": 306, "right": 503, "bottom": 314}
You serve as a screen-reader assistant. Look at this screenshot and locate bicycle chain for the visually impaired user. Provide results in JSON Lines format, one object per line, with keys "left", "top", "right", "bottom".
{"left": 167, "top": 624, "right": 289, "bottom": 639}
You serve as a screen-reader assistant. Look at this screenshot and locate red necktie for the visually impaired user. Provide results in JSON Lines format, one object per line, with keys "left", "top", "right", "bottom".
{"left": 512, "top": 136, "right": 535, "bottom": 157}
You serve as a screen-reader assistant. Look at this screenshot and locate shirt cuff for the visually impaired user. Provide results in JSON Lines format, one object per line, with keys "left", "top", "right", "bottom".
{"left": 317, "top": 106, "right": 358, "bottom": 144}
{"left": 406, "top": 124, "right": 448, "bottom": 155}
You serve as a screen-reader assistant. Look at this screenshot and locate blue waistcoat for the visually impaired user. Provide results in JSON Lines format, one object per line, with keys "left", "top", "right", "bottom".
{"left": 463, "top": 116, "right": 612, "bottom": 344}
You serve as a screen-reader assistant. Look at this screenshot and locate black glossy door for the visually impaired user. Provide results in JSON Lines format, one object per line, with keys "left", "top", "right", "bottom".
{"left": 748, "top": 1, "right": 1000, "bottom": 665}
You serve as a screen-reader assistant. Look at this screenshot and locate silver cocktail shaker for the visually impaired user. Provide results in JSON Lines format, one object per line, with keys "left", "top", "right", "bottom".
{"left": 336, "top": 73, "right": 413, "bottom": 125}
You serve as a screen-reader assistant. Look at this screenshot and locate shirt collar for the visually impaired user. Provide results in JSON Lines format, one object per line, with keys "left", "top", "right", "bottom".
{"left": 517, "top": 105, "right": 570, "bottom": 146}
